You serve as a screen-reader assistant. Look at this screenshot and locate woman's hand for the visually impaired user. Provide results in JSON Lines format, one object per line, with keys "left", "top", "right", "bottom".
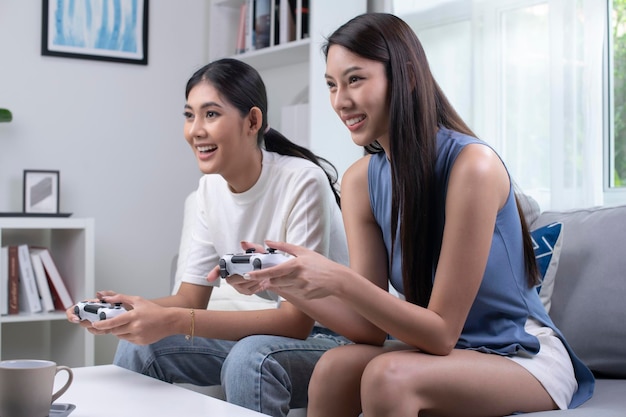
{"left": 245, "top": 240, "right": 348, "bottom": 300}
{"left": 90, "top": 294, "right": 175, "bottom": 345}
{"left": 206, "top": 263, "right": 267, "bottom": 295}
{"left": 206, "top": 241, "right": 279, "bottom": 296}
{"left": 65, "top": 290, "right": 120, "bottom": 334}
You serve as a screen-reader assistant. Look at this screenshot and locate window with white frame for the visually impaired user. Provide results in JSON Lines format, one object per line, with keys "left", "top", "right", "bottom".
{"left": 391, "top": 0, "right": 624, "bottom": 210}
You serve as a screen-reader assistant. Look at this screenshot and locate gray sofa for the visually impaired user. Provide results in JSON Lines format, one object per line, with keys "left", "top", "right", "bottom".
{"left": 521, "top": 201, "right": 626, "bottom": 416}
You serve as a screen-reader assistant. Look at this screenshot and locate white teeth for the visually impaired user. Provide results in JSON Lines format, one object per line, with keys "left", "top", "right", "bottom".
{"left": 197, "top": 145, "right": 216, "bottom": 152}
{"left": 346, "top": 116, "right": 365, "bottom": 126}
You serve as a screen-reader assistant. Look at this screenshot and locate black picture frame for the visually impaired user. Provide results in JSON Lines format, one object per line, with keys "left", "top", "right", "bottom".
{"left": 23, "top": 170, "right": 60, "bottom": 214}
{"left": 41, "top": 0, "right": 149, "bottom": 65}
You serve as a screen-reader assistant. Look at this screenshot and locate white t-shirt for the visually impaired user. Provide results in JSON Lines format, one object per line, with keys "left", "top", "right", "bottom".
{"left": 181, "top": 149, "right": 348, "bottom": 307}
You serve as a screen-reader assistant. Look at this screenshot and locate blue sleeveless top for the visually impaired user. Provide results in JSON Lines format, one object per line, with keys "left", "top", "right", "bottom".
{"left": 367, "top": 127, "right": 594, "bottom": 408}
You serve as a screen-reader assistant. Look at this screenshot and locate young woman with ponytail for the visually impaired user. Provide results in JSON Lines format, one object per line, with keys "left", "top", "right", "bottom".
{"left": 67, "top": 58, "right": 349, "bottom": 417}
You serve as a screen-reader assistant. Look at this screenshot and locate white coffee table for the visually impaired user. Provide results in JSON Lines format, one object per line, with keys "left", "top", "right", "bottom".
{"left": 55, "top": 364, "right": 269, "bottom": 416}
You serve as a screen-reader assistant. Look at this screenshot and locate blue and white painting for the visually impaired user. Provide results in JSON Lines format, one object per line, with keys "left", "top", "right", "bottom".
{"left": 44, "top": 0, "right": 147, "bottom": 64}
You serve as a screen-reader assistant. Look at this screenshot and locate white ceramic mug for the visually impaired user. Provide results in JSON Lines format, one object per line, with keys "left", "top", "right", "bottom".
{"left": 0, "top": 359, "right": 73, "bottom": 417}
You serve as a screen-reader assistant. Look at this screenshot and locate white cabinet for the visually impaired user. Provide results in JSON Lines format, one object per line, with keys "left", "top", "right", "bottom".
{"left": 0, "top": 217, "right": 95, "bottom": 367}
{"left": 207, "top": 0, "right": 366, "bottom": 178}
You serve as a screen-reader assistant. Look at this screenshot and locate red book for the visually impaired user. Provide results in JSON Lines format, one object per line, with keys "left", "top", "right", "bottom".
{"left": 236, "top": 3, "right": 248, "bottom": 54}
{"left": 8, "top": 246, "right": 19, "bottom": 314}
{"left": 37, "top": 249, "right": 73, "bottom": 310}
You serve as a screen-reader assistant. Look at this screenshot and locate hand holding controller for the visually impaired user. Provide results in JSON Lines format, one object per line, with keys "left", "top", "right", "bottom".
{"left": 73, "top": 300, "right": 127, "bottom": 322}
{"left": 219, "top": 248, "right": 289, "bottom": 279}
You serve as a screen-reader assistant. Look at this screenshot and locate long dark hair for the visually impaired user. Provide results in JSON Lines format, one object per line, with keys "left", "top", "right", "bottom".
{"left": 323, "top": 13, "right": 538, "bottom": 306}
{"left": 185, "top": 58, "right": 341, "bottom": 206}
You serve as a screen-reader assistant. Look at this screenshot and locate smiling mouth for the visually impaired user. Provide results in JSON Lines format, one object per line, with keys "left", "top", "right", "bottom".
{"left": 346, "top": 115, "right": 365, "bottom": 127}
{"left": 197, "top": 145, "right": 217, "bottom": 154}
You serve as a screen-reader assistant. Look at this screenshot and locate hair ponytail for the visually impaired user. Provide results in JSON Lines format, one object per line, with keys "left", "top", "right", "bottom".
{"left": 264, "top": 128, "right": 341, "bottom": 207}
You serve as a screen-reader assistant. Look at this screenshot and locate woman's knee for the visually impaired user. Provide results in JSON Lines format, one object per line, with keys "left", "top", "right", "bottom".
{"left": 361, "top": 352, "right": 416, "bottom": 408}
{"left": 311, "top": 344, "right": 359, "bottom": 382}
{"left": 310, "top": 347, "right": 340, "bottom": 381}
{"left": 222, "top": 339, "right": 258, "bottom": 381}
{"left": 222, "top": 335, "right": 287, "bottom": 384}
{"left": 113, "top": 339, "right": 149, "bottom": 371}
{"left": 310, "top": 344, "right": 382, "bottom": 399}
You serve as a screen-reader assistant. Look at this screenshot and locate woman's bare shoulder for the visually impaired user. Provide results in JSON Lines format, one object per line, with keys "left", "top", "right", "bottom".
{"left": 341, "top": 154, "right": 372, "bottom": 190}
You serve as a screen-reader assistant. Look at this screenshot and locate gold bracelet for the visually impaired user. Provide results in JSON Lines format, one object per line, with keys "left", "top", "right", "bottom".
{"left": 185, "top": 309, "right": 195, "bottom": 345}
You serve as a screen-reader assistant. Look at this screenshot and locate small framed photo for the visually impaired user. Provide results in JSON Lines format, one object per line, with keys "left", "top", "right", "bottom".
{"left": 23, "top": 170, "right": 60, "bottom": 214}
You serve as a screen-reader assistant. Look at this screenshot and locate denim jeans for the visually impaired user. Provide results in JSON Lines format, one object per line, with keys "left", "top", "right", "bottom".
{"left": 113, "top": 327, "right": 350, "bottom": 417}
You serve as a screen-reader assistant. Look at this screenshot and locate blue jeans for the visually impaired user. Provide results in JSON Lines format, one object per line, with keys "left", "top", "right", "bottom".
{"left": 113, "top": 327, "right": 350, "bottom": 417}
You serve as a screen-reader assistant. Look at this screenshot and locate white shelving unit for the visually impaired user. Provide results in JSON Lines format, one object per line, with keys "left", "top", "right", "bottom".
{"left": 0, "top": 217, "right": 95, "bottom": 367}
{"left": 207, "top": 0, "right": 311, "bottom": 70}
{"left": 207, "top": 0, "right": 367, "bottom": 179}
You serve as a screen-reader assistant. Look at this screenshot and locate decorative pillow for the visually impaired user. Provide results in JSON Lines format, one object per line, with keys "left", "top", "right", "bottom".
{"left": 533, "top": 205, "right": 626, "bottom": 378}
{"left": 531, "top": 222, "right": 564, "bottom": 312}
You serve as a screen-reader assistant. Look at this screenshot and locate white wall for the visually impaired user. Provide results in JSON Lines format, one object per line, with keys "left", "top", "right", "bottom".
{"left": 0, "top": 1, "right": 206, "bottom": 363}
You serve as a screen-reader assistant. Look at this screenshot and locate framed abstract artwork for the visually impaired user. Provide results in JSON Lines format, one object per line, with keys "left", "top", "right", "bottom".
{"left": 23, "top": 170, "right": 60, "bottom": 214}
{"left": 41, "top": 0, "right": 149, "bottom": 65}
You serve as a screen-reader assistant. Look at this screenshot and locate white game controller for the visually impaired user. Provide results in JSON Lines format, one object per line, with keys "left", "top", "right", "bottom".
{"left": 74, "top": 300, "right": 127, "bottom": 322}
{"left": 219, "top": 248, "right": 289, "bottom": 279}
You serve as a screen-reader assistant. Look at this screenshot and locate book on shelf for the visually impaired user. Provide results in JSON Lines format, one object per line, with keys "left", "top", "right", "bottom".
{"left": 279, "top": 0, "right": 296, "bottom": 44}
{"left": 244, "top": 0, "right": 256, "bottom": 53}
{"left": 235, "top": 2, "right": 248, "bottom": 54}
{"left": 29, "top": 248, "right": 56, "bottom": 312}
{"left": 296, "top": 0, "right": 309, "bottom": 40}
{"left": 37, "top": 248, "right": 73, "bottom": 310}
{"left": 7, "top": 246, "right": 19, "bottom": 314}
{"left": 271, "top": 0, "right": 280, "bottom": 47}
{"left": 279, "top": 0, "right": 308, "bottom": 44}
{"left": 255, "top": 0, "right": 271, "bottom": 49}
{"left": 0, "top": 246, "right": 8, "bottom": 315}
{"left": 234, "top": 0, "right": 309, "bottom": 54}
{"left": 17, "top": 244, "right": 43, "bottom": 314}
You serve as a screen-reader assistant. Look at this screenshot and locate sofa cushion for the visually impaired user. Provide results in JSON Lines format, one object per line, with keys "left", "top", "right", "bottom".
{"left": 531, "top": 222, "right": 564, "bottom": 312}
{"left": 516, "top": 191, "right": 541, "bottom": 226}
{"left": 519, "top": 379, "right": 626, "bottom": 416}
{"left": 533, "top": 205, "right": 626, "bottom": 378}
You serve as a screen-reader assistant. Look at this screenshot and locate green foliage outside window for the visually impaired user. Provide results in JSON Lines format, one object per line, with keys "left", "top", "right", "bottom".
{"left": 613, "top": 0, "right": 626, "bottom": 187}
